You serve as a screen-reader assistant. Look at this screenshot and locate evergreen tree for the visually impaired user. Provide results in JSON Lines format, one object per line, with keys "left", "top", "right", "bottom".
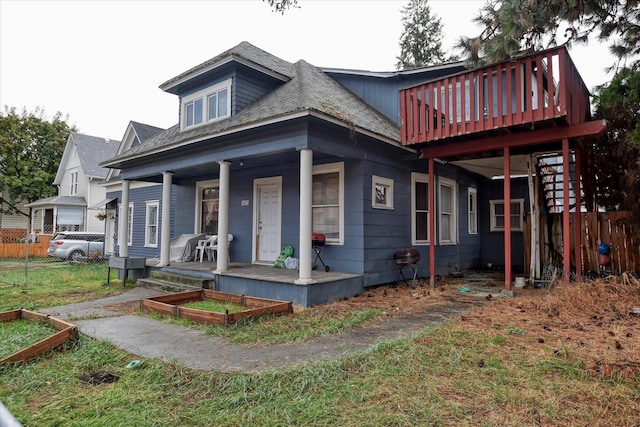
{"left": 396, "top": 0, "right": 459, "bottom": 70}
{"left": 457, "top": 0, "right": 639, "bottom": 68}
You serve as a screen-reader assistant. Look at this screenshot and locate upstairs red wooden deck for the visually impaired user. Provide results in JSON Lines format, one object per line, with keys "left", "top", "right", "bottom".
{"left": 400, "top": 46, "right": 591, "bottom": 146}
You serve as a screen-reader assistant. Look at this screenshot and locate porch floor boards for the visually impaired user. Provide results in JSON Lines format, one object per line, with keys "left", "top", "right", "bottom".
{"left": 167, "top": 261, "right": 361, "bottom": 285}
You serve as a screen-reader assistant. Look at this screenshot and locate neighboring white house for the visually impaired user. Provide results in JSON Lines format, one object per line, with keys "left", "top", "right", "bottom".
{"left": 26, "top": 133, "right": 120, "bottom": 236}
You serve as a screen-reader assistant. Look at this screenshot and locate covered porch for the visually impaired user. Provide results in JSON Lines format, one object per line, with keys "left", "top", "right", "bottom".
{"left": 148, "top": 261, "right": 363, "bottom": 307}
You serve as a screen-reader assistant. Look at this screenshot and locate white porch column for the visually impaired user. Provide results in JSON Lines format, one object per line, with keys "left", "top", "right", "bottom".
{"left": 118, "top": 180, "right": 130, "bottom": 258}
{"left": 159, "top": 172, "right": 173, "bottom": 266}
{"left": 296, "top": 148, "right": 315, "bottom": 284}
{"left": 215, "top": 161, "right": 230, "bottom": 273}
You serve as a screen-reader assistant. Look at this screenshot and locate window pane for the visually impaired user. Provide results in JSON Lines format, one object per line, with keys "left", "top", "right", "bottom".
{"left": 312, "top": 206, "right": 339, "bottom": 238}
{"left": 415, "top": 182, "right": 428, "bottom": 210}
{"left": 186, "top": 103, "right": 194, "bottom": 126}
{"left": 202, "top": 201, "right": 219, "bottom": 234}
{"left": 511, "top": 214, "right": 521, "bottom": 228}
{"left": 312, "top": 173, "right": 339, "bottom": 205}
{"left": 495, "top": 215, "right": 504, "bottom": 228}
{"left": 375, "top": 184, "right": 387, "bottom": 205}
{"left": 202, "top": 186, "right": 219, "bottom": 200}
{"left": 194, "top": 98, "right": 203, "bottom": 124}
{"left": 511, "top": 201, "right": 521, "bottom": 214}
{"left": 148, "top": 227, "right": 156, "bottom": 245}
{"left": 440, "top": 214, "right": 450, "bottom": 240}
{"left": 208, "top": 94, "right": 217, "bottom": 120}
{"left": 494, "top": 202, "right": 504, "bottom": 215}
{"left": 416, "top": 212, "right": 428, "bottom": 240}
{"left": 148, "top": 206, "right": 157, "bottom": 226}
{"left": 201, "top": 185, "right": 219, "bottom": 234}
{"left": 441, "top": 185, "right": 452, "bottom": 212}
{"left": 218, "top": 89, "right": 228, "bottom": 117}
{"left": 127, "top": 206, "right": 133, "bottom": 245}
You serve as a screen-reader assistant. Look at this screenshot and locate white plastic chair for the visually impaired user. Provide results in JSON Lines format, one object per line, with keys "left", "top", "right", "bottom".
{"left": 195, "top": 235, "right": 217, "bottom": 262}
{"left": 205, "top": 234, "right": 233, "bottom": 262}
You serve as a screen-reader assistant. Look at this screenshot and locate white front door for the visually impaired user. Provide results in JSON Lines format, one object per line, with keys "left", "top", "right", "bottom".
{"left": 104, "top": 209, "right": 116, "bottom": 255}
{"left": 254, "top": 178, "right": 281, "bottom": 263}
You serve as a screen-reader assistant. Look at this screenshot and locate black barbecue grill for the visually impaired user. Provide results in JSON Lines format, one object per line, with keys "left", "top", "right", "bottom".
{"left": 393, "top": 248, "right": 420, "bottom": 288}
{"left": 312, "top": 232, "right": 330, "bottom": 272}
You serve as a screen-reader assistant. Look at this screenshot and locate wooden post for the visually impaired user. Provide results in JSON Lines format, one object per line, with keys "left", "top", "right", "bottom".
{"left": 562, "top": 138, "right": 571, "bottom": 280}
{"left": 429, "top": 157, "right": 436, "bottom": 287}
{"left": 574, "top": 144, "right": 583, "bottom": 278}
{"left": 504, "top": 147, "right": 512, "bottom": 290}
{"left": 527, "top": 154, "right": 540, "bottom": 282}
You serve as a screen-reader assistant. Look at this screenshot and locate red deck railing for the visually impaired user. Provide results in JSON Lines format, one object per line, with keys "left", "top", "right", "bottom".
{"left": 400, "top": 46, "right": 591, "bottom": 145}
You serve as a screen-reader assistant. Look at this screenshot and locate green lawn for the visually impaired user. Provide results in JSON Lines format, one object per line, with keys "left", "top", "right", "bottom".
{"left": 2, "top": 326, "right": 638, "bottom": 426}
{"left": 0, "top": 261, "right": 130, "bottom": 312}
{"left": 1, "top": 262, "right": 638, "bottom": 426}
{"left": 0, "top": 318, "right": 57, "bottom": 359}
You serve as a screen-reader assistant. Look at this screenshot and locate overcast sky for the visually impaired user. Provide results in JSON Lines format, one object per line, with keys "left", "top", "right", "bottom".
{"left": 0, "top": 0, "right": 616, "bottom": 141}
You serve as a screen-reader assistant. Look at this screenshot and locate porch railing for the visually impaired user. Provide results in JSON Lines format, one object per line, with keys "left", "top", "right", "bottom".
{"left": 400, "top": 46, "right": 591, "bottom": 145}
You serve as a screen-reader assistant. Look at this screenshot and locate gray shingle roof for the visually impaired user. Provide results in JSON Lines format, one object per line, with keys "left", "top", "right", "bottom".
{"left": 130, "top": 121, "right": 165, "bottom": 145}
{"left": 73, "top": 133, "right": 120, "bottom": 179}
{"left": 110, "top": 44, "right": 401, "bottom": 164}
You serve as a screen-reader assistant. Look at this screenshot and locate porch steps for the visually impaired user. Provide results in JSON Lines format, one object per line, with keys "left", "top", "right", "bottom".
{"left": 137, "top": 271, "right": 215, "bottom": 293}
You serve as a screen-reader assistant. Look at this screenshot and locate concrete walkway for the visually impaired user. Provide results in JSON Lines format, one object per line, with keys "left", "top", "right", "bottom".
{"left": 41, "top": 287, "right": 477, "bottom": 372}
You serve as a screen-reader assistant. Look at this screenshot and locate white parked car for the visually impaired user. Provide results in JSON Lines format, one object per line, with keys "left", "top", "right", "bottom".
{"left": 47, "top": 232, "right": 105, "bottom": 261}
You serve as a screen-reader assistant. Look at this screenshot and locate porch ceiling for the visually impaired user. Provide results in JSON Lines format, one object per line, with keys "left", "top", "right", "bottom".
{"left": 450, "top": 155, "right": 531, "bottom": 178}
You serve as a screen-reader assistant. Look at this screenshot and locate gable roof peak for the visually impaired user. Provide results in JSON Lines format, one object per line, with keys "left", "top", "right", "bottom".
{"left": 66, "top": 132, "right": 120, "bottom": 180}
{"left": 159, "top": 41, "right": 295, "bottom": 94}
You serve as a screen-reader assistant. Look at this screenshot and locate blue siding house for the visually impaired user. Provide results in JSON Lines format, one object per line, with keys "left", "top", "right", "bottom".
{"left": 103, "top": 42, "right": 535, "bottom": 306}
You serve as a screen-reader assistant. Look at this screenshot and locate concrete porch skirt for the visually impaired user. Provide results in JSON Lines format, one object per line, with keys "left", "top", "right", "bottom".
{"left": 161, "top": 262, "right": 363, "bottom": 307}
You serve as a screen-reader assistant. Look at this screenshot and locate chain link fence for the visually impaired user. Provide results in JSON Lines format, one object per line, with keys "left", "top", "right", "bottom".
{"left": 0, "top": 228, "right": 108, "bottom": 288}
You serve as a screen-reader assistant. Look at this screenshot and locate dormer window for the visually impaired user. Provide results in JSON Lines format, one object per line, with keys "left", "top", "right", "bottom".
{"left": 181, "top": 79, "right": 231, "bottom": 130}
{"left": 185, "top": 98, "right": 203, "bottom": 127}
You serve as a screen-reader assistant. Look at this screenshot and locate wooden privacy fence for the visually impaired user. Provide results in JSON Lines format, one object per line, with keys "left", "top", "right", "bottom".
{"left": 528, "top": 211, "right": 639, "bottom": 275}
{"left": 0, "top": 234, "right": 51, "bottom": 258}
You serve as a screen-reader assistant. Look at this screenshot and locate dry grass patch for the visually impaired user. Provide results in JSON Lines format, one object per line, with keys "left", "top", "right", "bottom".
{"left": 456, "top": 273, "right": 640, "bottom": 382}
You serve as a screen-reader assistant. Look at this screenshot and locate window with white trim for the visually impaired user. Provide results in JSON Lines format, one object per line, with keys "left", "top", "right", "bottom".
{"left": 490, "top": 199, "right": 524, "bottom": 231}
{"left": 181, "top": 79, "right": 231, "bottom": 130}
{"left": 312, "top": 162, "right": 344, "bottom": 244}
{"left": 70, "top": 170, "right": 78, "bottom": 195}
{"left": 127, "top": 203, "right": 134, "bottom": 246}
{"left": 372, "top": 175, "right": 394, "bottom": 209}
{"left": 439, "top": 177, "right": 457, "bottom": 244}
{"left": 411, "top": 172, "right": 430, "bottom": 244}
{"left": 195, "top": 180, "right": 219, "bottom": 235}
{"left": 468, "top": 188, "right": 478, "bottom": 234}
{"left": 145, "top": 201, "right": 159, "bottom": 247}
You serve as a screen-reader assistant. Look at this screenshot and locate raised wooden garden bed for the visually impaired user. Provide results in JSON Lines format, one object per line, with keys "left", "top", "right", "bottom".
{"left": 140, "top": 289, "right": 293, "bottom": 326}
{"left": 0, "top": 309, "right": 78, "bottom": 363}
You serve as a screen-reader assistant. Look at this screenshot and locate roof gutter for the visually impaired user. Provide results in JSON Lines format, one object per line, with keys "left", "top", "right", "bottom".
{"left": 102, "top": 110, "right": 412, "bottom": 167}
